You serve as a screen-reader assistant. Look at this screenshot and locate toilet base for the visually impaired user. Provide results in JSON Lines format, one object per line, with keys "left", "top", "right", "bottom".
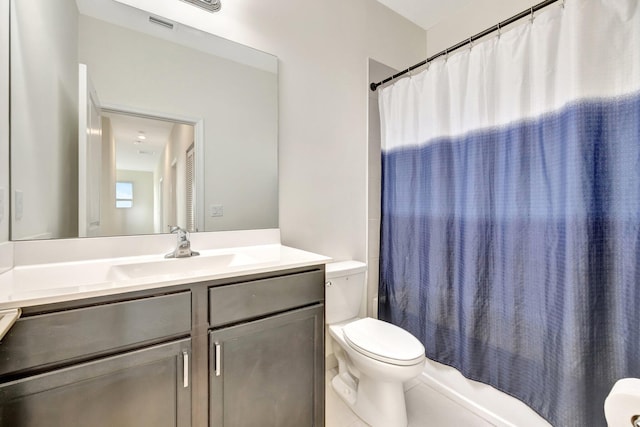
{"left": 331, "top": 373, "right": 357, "bottom": 407}
{"left": 328, "top": 320, "right": 424, "bottom": 427}
{"left": 331, "top": 371, "right": 409, "bottom": 427}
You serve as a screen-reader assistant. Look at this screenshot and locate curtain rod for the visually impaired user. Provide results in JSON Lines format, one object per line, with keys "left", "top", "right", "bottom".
{"left": 370, "top": 0, "right": 562, "bottom": 91}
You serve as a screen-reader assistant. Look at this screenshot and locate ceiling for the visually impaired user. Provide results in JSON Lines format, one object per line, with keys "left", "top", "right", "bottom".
{"left": 103, "top": 112, "right": 175, "bottom": 172}
{"left": 376, "top": 0, "right": 473, "bottom": 30}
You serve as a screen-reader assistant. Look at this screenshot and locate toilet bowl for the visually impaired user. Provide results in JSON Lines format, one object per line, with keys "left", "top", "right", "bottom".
{"left": 326, "top": 261, "right": 426, "bottom": 427}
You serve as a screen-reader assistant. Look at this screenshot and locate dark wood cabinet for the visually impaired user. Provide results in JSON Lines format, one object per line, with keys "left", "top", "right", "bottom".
{"left": 0, "top": 339, "right": 192, "bottom": 427}
{"left": 209, "top": 304, "right": 324, "bottom": 427}
{"left": 0, "top": 265, "right": 325, "bottom": 427}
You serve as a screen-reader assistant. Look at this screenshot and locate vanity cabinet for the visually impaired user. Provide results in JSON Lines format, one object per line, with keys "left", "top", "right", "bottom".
{"left": 0, "top": 292, "right": 192, "bottom": 376}
{"left": 0, "top": 339, "right": 192, "bottom": 427}
{"left": 0, "top": 292, "right": 193, "bottom": 427}
{"left": 0, "top": 265, "right": 326, "bottom": 427}
{"left": 208, "top": 270, "right": 325, "bottom": 427}
{"left": 209, "top": 305, "right": 323, "bottom": 427}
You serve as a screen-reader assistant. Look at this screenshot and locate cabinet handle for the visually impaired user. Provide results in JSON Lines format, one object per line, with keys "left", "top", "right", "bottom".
{"left": 215, "top": 342, "right": 221, "bottom": 377}
{"left": 183, "top": 351, "right": 189, "bottom": 388}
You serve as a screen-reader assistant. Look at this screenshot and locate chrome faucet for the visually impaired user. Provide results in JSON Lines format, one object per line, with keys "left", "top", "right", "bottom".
{"left": 165, "top": 226, "right": 200, "bottom": 258}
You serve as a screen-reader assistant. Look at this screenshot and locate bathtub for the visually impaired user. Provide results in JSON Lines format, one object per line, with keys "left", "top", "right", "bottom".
{"left": 419, "top": 358, "right": 552, "bottom": 427}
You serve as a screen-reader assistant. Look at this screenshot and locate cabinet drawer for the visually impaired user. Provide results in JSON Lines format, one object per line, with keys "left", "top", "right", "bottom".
{"left": 209, "top": 269, "right": 324, "bottom": 328}
{"left": 0, "top": 292, "right": 191, "bottom": 376}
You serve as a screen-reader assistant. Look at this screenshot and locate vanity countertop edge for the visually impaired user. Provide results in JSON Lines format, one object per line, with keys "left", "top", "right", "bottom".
{"left": 0, "top": 244, "right": 331, "bottom": 311}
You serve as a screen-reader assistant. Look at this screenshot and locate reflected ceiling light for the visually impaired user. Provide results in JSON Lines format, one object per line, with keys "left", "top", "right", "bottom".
{"left": 137, "top": 132, "right": 146, "bottom": 140}
{"left": 180, "top": 0, "right": 221, "bottom": 13}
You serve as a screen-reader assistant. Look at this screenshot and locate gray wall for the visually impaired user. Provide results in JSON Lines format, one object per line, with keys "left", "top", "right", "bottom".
{"left": 3, "top": 0, "right": 428, "bottom": 266}
{"left": 10, "top": 0, "right": 79, "bottom": 240}
{"left": 116, "top": 0, "right": 428, "bottom": 263}
{"left": 0, "top": 0, "right": 9, "bottom": 245}
{"left": 78, "top": 15, "right": 278, "bottom": 233}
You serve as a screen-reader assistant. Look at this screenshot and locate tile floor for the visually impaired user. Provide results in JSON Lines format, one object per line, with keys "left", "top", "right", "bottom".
{"left": 325, "top": 369, "right": 495, "bottom": 427}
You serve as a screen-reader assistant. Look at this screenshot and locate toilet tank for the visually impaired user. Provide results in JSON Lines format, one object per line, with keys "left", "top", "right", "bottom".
{"left": 325, "top": 261, "right": 367, "bottom": 324}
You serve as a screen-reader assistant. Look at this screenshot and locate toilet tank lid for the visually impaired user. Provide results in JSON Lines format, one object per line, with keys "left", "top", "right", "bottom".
{"left": 325, "top": 261, "right": 367, "bottom": 279}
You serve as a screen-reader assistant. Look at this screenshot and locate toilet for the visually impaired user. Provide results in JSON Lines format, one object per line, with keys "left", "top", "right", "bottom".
{"left": 325, "top": 261, "right": 426, "bottom": 427}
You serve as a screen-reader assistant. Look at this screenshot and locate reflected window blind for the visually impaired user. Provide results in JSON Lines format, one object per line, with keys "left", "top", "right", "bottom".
{"left": 186, "top": 143, "right": 196, "bottom": 232}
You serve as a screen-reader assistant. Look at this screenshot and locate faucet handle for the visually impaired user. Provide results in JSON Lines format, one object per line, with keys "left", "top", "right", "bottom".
{"left": 168, "top": 225, "right": 189, "bottom": 241}
{"left": 165, "top": 225, "right": 198, "bottom": 258}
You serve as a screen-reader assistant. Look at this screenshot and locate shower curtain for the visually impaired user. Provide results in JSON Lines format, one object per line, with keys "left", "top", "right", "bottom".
{"left": 378, "top": 1, "right": 640, "bottom": 425}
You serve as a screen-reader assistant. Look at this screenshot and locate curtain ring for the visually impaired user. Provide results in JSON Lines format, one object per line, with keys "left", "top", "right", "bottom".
{"left": 497, "top": 22, "right": 501, "bottom": 38}
{"left": 529, "top": 7, "right": 535, "bottom": 23}
{"left": 469, "top": 37, "right": 473, "bottom": 50}
{"left": 444, "top": 48, "right": 449, "bottom": 62}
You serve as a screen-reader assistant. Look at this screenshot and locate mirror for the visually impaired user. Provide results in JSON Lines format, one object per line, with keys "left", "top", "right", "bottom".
{"left": 9, "top": 0, "right": 278, "bottom": 240}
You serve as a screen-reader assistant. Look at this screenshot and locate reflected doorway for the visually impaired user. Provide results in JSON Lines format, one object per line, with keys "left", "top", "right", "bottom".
{"left": 169, "top": 159, "right": 177, "bottom": 228}
{"left": 99, "top": 109, "right": 198, "bottom": 236}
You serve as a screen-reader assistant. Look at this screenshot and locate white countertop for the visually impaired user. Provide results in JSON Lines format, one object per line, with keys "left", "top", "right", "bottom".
{"left": 0, "top": 244, "right": 331, "bottom": 310}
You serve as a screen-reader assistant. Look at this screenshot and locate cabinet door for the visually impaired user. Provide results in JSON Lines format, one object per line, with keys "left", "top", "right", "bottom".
{"left": 0, "top": 339, "right": 191, "bottom": 427}
{"left": 210, "top": 304, "right": 324, "bottom": 427}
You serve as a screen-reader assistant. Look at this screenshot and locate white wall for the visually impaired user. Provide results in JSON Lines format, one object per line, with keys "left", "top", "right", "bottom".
{"left": 172, "top": 125, "right": 192, "bottom": 231}
{"left": 78, "top": 15, "right": 278, "bottom": 234}
{"left": 100, "top": 117, "right": 118, "bottom": 236}
{"left": 10, "top": 0, "right": 79, "bottom": 240}
{"left": 427, "top": 0, "right": 540, "bottom": 56}
{"left": 116, "top": 0, "right": 427, "bottom": 262}
{"left": 155, "top": 123, "right": 194, "bottom": 233}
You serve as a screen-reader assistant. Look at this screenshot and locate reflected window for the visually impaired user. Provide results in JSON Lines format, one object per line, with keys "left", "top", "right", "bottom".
{"left": 116, "top": 181, "right": 133, "bottom": 208}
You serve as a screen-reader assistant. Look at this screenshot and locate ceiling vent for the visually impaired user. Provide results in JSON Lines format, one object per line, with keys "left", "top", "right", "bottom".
{"left": 180, "top": 0, "right": 221, "bottom": 13}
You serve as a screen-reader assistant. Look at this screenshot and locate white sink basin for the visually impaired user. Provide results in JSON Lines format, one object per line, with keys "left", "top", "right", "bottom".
{"left": 0, "top": 243, "right": 331, "bottom": 309}
{"left": 108, "top": 252, "right": 256, "bottom": 280}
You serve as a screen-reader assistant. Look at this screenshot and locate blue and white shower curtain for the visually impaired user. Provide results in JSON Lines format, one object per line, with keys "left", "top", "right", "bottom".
{"left": 378, "top": 1, "right": 640, "bottom": 425}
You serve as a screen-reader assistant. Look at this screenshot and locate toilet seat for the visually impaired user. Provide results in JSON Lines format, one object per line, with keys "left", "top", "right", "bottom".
{"left": 342, "top": 318, "right": 425, "bottom": 366}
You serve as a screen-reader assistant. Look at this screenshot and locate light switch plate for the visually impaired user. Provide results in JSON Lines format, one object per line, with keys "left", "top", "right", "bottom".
{"left": 209, "top": 204, "right": 223, "bottom": 217}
